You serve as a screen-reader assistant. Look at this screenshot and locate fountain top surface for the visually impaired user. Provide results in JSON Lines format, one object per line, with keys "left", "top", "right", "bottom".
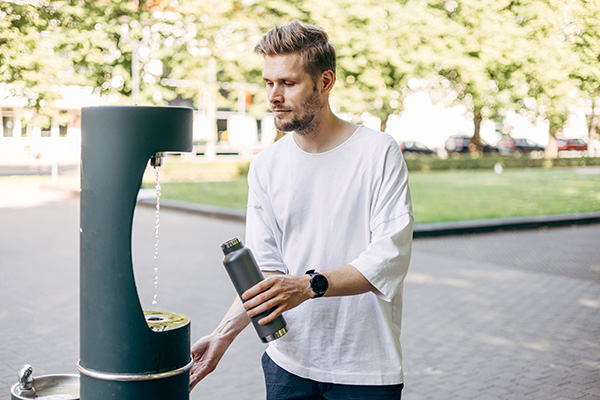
{"left": 143, "top": 310, "right": 189, "bottom": 332}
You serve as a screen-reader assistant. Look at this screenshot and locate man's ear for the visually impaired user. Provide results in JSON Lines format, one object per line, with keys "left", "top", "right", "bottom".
{"left": 320, "top": 70, "right": 335, "bottom": 94}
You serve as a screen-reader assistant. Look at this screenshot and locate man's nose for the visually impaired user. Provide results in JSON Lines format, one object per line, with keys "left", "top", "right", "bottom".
{"left": 268, "top": 84, "right": 283, "bottom": 104}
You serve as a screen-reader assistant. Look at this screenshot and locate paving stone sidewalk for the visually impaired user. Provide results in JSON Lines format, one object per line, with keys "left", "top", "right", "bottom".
{"left": 1, "top": 195, "right": 599, "bottom": 399}
{"left": 403, "top": 229, "right": 600, "bottom": 400}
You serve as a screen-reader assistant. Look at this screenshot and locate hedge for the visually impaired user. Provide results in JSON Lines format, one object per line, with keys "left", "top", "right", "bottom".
{"left": 403, "top": 155, "right": 600, "bottom": 172}
{"left": 236, "top": 156, "right": 600, "bottom": 177}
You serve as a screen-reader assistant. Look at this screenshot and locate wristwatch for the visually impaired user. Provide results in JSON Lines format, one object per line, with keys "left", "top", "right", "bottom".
{"left": 306, "top": 269, "right": 328, "bottom": 298}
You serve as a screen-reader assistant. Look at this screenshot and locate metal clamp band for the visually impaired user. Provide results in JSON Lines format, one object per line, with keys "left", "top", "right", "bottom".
{"left": 77, "top": 359, "right": 193, "bottom": 382}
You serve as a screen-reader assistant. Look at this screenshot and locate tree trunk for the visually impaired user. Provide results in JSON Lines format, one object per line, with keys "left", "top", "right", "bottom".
{"left": 470, "top": 108, "right": 483, "bottom": 154}
{"left": 380, "top": 119, "right": 387, "bottom": 134}
{"left": 587, "top": 94, "right": 597, "bottom": 157}
{"left": 545, "top": 132, "right": 558, "bottom": 158}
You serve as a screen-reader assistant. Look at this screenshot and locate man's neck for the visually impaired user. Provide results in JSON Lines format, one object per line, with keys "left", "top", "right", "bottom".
{"left": 293, "top": 108, "right": 357, "bottom": 154}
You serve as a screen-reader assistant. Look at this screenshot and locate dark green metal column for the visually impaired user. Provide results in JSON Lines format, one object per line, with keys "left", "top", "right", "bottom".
{"left": 79, "top": 106, "right": 193, "bottom": 400}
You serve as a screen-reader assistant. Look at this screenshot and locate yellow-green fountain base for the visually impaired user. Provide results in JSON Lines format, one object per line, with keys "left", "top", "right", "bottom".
{"left": 143, "top": 310, "right": 189, "bottom": 332}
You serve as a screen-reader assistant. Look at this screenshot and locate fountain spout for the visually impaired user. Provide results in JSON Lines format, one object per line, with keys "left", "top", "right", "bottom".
{"left": 17, "top": 365, "right": 33, "bottom": 392}
{"left": 150, "top": 152, "right": 164, "bottom": 167}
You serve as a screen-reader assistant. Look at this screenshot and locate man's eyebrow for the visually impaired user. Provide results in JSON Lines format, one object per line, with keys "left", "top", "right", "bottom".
{"left": 263, "top": 76, "right": 298, "bottom": 82}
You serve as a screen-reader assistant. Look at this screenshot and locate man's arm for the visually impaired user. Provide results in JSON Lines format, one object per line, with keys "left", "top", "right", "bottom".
{"left": 241, "top": 264, "right": 376, "bottom": 326}
{"left": 189, "top": 271, "right": 281, "bottom": 391}
{"left": 189, "top": 296, "right": 248, "bottom": 391}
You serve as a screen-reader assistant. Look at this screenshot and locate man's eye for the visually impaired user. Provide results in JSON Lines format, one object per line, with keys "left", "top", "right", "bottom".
{"left": 284, "top": 82, "right": 294, "bottom": 87}
{"left": 265, "top": 82, "right": 274, "bottom": 87}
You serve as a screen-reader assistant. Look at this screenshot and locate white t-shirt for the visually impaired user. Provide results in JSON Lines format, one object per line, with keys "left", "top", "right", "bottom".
{"left": 245, "top": 125, "right": 413, "bottom": 386}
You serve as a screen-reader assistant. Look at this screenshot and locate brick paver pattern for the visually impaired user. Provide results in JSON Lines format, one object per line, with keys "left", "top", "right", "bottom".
{"left": 1, "top": 197, "right": 599, "bottom": 399}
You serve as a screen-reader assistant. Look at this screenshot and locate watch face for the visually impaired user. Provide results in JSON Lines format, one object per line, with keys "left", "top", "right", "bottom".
{"left": 311, "top": 274, "right": 328, "bottom": 294}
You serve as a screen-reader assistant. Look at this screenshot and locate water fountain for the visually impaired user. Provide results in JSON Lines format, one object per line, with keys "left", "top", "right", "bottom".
{"left": 9, "top": 106, "right": 194, "bottom": 400}
{"left": 78, "top": 106, "right": 193, "bottom": 399}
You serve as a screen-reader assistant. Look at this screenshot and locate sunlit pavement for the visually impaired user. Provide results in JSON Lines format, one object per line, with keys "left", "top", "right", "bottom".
{"left": 0, "top": 176, "right": 78, "bottom": 208}
{"left": 1, "top": 181, "right": 599, "bottom": 399}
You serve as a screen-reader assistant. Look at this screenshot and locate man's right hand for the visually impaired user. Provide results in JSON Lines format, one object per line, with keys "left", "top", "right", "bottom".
{"left": 189, "top": 333, "right": 234, "bottom": 391}
{"left": 189, "top": 271, "right": 282, "bottom": 391}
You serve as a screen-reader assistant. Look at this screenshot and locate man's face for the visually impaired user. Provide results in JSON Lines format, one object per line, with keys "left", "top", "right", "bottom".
{"left": 262, "top": 53, "right": 324, "bottom": 134}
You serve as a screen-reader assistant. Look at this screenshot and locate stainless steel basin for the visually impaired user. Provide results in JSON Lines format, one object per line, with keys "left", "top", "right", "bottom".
{"left": 10, "top": 374, "right": 80, "bottom": 400}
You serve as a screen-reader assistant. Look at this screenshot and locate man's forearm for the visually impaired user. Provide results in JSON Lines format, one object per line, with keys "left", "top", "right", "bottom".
{"left": 241, "top": 266, "right": 377, "bottom": 326}
{"left": 321, "top": 264, "right": 377, "bottom": 298}
{"left": 212, "top": 296, "right": 251, "bottom": 341}
{"left": 213, "top": 271, "right": 283, "bottom": 339}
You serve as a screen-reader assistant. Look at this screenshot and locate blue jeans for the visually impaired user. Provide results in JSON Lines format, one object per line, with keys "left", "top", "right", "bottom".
{"left": 261, "top": 353, "right": 403, "bottom": 400}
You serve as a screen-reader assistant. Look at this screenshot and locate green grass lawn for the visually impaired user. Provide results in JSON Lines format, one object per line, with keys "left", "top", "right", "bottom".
{"left": 409, "top": 168, "right": 600, "bottom": 223}
{"left": 157, "top": 179, "right": 250, "bottom": 210}
{"left": 150, "top": 167, "right": 600, "bottom": 224}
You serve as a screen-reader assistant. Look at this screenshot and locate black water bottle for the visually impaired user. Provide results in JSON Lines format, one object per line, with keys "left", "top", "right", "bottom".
{"left": 221, "top": 237, "right": 288, "bottom": 343}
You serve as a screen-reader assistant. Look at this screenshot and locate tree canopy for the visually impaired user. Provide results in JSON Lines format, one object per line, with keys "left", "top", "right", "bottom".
{"left": 2, "top": 0, "right": 599, "bottom": 151}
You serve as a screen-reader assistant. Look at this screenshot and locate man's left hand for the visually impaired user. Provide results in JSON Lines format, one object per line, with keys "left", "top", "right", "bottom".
{"left": 241, "top": 273, "right": 313, "bottom": 325}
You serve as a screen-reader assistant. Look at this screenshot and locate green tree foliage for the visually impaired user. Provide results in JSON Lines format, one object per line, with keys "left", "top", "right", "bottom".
{"left": 417, "top": 0, "right": 532, "bottom": 151}
{"left": 0, "top": 1, "right": 67, "bottom": 123}
{"left": 507, "top": 0, "right": 577, "bottom": 156}
{"left": 568, "top": 0, "right": 600, "bottom": 154}
{"left": 56, "top": 0, "right": 191, "bottom": 104}
{"left": 308, "top": 0, "right": 419, "bottom": 130}
{"left": 2, "top": 0, "right": 598, "bottom": 152}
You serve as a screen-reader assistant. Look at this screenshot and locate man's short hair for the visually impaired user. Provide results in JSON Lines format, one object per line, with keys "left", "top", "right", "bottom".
{"left": 255, "top": 20, "right": 336, "bottom": 81}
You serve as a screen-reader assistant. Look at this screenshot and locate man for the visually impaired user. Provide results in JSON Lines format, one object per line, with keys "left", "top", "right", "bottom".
{"left": 190, "top": 20, "right": 413, "bottom": 400}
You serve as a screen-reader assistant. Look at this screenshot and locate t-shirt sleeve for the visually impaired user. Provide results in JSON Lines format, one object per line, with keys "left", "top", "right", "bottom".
{"left": 348, "top": 142, "right": 413, "bottom": 302}
{"left": 244, "top": 160, "right": 288, "bottom": 274}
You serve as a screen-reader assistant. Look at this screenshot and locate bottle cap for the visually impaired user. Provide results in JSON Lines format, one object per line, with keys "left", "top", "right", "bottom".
{"left": 221, "top": 237, "right": 243, "bottom": 254}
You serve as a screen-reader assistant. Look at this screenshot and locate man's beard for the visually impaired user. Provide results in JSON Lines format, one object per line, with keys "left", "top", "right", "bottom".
{"left": 273, "top": 88, "right": 323, "bottom": 135}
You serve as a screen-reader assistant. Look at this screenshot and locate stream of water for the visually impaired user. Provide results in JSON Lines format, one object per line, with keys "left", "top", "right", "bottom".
{"left": 152, "top": 165, "right": 161, "bottom": 306}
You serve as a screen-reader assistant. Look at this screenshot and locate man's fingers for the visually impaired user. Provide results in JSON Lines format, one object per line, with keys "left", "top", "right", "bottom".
{"left": 246, "top": 295, "right": 279, "bottom": 318}
{"left": 189, "top": 372, "right": 206, "bottom": 391}
{"left": 243, "top": 274, "right": 309, "bottom": 323}
{"left": 189, "top": 360, "right": 217, "bottom": 391}
{"left": 242, "top": 278, "right": 281, "bottom": 309}
{"left": 189, "top": 334, "right": 232, "bottom": 392}
{"left": 257, "top": 304, "right": 287, "bottom": 325}
{"left": 241, "top": 276, "right": 275, "bottom": 300}
{"left": 189, "top": 375, "right": 199, "bottom": 391}
{"left": 243, "top": 288, "right": 277, "bottom": 312}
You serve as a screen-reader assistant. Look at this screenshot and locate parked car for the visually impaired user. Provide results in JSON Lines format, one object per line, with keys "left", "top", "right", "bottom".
{"left": 498, "top": 137, "right": 545, "bottom": 155}
{"left": 558, "top": 138, "right": 587, "bottom": 152}
{"left": 398, "top": 141, "right": 437, "bottom": 156}
{"left": 445, "top": 135, "right": 499, "bottom": 154}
